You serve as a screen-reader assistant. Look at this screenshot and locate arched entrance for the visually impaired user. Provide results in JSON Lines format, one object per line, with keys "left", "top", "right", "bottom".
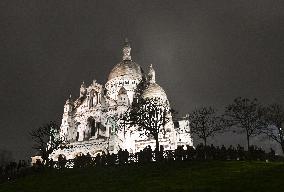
{"left": 87, "top": 117, "right": 98, "bottom": 137}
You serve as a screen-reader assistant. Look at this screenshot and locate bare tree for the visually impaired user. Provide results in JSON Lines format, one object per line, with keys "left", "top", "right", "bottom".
{"left": 225, "top": 97, "right": 265, "bottom": 151}
{"left": 260, "top": 104, "right": 284, "bottom": 153}
{"left": 188, "top": 107, "right": 227, "bottom": 147}
{"left": 30, "top": 121, "right": 63, "bottom": 164}
{"left": 123, "top": 98, "right": 169, "bottom": 151}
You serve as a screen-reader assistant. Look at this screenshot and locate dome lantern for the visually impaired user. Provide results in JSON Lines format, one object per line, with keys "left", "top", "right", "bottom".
{"left": 122, "top": 38, "right": 131, "bottom": 61}
{"left": 148, "top": 64, "right": 156, "bottom": 84}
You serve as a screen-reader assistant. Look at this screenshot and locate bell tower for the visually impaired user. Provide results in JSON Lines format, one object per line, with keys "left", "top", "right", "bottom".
{"left": 80, "top": 81, "right": 87, "bottom": 97}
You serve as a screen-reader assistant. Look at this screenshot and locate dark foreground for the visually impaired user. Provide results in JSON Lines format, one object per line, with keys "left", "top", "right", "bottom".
{"left": 1, "top": 161, "right": 284, "bottom": 192}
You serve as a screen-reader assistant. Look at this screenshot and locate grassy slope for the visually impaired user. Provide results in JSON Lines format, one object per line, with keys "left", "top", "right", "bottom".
{"left": 1, "top": 161, "right": 284, "bottom": 192}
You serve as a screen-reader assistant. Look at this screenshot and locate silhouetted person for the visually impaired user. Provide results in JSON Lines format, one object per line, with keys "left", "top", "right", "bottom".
{"left": 196, "top": 143, "right": 205, "bottom": 160}
{"left": 95, "top": 153, "right": 101, "bottom": 166}
{"left": 58, "top": 154, "right": 67, "bottom": 169}
{"left": 175, "top": 145, "right": 184, "bottom": 161}
{"left": 146, "top": 145, "right": 153, "bottom": 163}
{"left": 227, "top": 145, "right": 235, "bottom": 160}
{"left": 118, "top": 149, "right": 124, "bottom": 165}
{"left": 220, "top": 145, "right": 227, "bottom": 160}
{"left": 101, "top": 152, "right": 106, "bottom": 166}
{"left": 237, "top": 144, "right": 245, "bottom": 160}
{"left": 124, "top": 149, "right": 129, "bottom": 164}
{"left": 186, "top": 145, "right": 196, "bottom": 161}
{"left": 268, "top": 148, "right": 276, "bottom": 160}
{"left": 209, "top": 144, "right": 216, "bottom": 160}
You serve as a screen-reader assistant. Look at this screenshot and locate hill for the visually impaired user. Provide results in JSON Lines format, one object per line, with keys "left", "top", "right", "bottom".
{"left": 1, "top": 161, "right": 284, "bottom": 192}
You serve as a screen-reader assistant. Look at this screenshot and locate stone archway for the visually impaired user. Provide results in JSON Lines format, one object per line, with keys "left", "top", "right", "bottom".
{"left": 75, "top": 122, "right": 81, "bottom": 141}
{"left": 87, "top": 117, "right": 97, "bottom": 137}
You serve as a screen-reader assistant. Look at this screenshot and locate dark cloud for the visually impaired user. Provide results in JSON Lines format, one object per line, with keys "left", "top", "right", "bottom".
{"left": 0, "top": 0, "right": 283, "bottom": 160}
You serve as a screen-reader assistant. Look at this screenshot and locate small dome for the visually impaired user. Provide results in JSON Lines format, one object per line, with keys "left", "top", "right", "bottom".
{"left": 142, "top": 83, "right": 168, "bottom": 101}
{"left": 108, "top": 60, "right": 143, "bottom": 81}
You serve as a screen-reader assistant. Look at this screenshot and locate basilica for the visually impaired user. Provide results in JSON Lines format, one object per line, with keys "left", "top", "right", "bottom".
{"left": 50, "top": 39, "right": 193, "bottom": 161}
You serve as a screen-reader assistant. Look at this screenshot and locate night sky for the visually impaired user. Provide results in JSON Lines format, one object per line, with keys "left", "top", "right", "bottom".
{"left": 0, "top": 0, "right": 283, "bottom": 160}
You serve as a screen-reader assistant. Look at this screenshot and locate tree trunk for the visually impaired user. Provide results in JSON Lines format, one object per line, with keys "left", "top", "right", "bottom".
{"left": 279, "top": 125, "right": 284, "bottom": 154}
{"left": 204, "top": 138, "right": 207, "bottom": 160}
{"left": 155, "top": 137, "right": 159, "bottom": 152}
{"left": 246, "top": 134, "right": 251, "bottom": 160}
{"left": 281, "top": 142, "right": 284, "bottom": 155}
{"left": 247, "top": 134, "right": 250, "bottom": 151}
{"left": 154, "top": 136, "right": 160, "bottom": 162}
{"left": 204, "top": 138, "right": 207, "bottom": 147}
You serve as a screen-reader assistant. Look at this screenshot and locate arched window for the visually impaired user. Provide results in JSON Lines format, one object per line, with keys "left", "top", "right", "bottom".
{"left": 93, "top": 94, "right": 97, "bottom": 106}
{"left": 75, "top": 122, "right": 81, "bottom": 141}
{"left": 76, "top": 132, "right": 79, "bottom": 141}
{"left": 89, "top": 97, "right": 93, "bottom": 108}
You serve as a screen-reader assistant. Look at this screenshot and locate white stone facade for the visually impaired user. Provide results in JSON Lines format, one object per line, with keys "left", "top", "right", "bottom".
{"left": 50, "top": 39, "right": 193, "bottom": 161}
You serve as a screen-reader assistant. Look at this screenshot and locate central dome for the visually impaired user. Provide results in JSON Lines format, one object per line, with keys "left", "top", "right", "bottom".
{"left": 108, "top": 60, "right": 143, "bottom": 81}
{"left": 108, "top": 39, "right": 143, "bottom": 81}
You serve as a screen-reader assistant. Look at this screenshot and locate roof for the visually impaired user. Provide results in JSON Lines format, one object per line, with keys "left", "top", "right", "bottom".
{"left": 108, "top": 60, "right": 143, "bottom": 81}
{"left": 142, "top": 83, "right": 168, "bottom": 101}
{"left": 118, "top": 86, "right": 127, "bottom": 95}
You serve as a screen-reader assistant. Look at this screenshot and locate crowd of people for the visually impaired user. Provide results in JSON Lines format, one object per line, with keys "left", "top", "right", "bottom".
{"left": 0, "top": 144, "right": 281, "bottom": 183}
{"left": 54, "top": 144, "right": 280, "bottom": 169}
